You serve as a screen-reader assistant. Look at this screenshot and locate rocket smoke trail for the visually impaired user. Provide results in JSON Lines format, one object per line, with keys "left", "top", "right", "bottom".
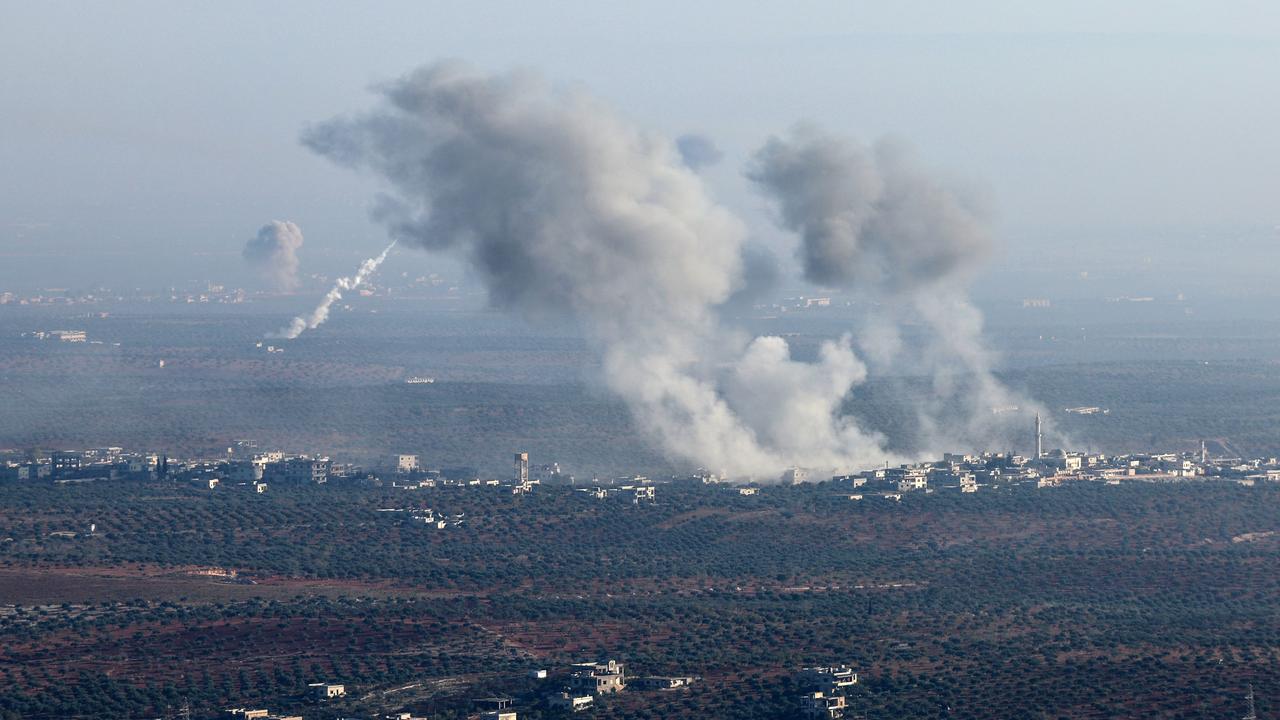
{"left": 270, "top": 241, "right": 396, "bottom": 339}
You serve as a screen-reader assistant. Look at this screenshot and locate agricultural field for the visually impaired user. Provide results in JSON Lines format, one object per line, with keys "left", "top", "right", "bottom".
{"left": 1, "top": 478, "right": 1279, "bottom": 718}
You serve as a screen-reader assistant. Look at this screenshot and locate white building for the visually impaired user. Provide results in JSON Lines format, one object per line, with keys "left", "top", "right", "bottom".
{"left": 308, "top": 682, "right": 345, "bottom": 699}
{"left": 548, "top": 693, "right": 593, "bottom": 712}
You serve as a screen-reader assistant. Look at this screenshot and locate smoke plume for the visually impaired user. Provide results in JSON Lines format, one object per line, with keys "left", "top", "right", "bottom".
{"left": 302, "top": 62, "right": 1055, "bottom": 477}
{"left": 270, "top": 241, "right": 395, "bottom": 339}
{"left": 303, "top": 62, "right": 898, "bottom": 477}
{"left": 242, "top": 220, "right": 305, "bottom": 291}
{"left": 749, "top": 126, "right": 1047, "bottom": 452}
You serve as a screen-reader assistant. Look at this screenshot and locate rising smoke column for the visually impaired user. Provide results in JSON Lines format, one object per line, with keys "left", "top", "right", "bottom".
{"left": 242, "top": 220, "right": 305, "bottom": 291}
{"left": 302, "top": 62, "right": 897, "bottom": 477}
{"left": 270, "top": 241, "right": 395, "bottom": 339}
{"left": 749, "top": 126, "right": 1047, "bottom": 453}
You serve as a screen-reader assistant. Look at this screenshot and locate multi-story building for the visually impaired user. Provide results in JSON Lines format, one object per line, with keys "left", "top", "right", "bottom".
{"left": 798, "top": 666, "right": 858, "bottom": 693}
{"left": 800, "top": 691, "right": 847, "bottom": 718}
{"left": 51, "top": 451, "right": 82, "bottom": 477}
{"left": 264, "top": 457, "right": 331, "bottom": 484}
{"left": 515, "top": 452, "right": 529, "bottom": 484}
{"left": 396, "top": 454, "right": 419, "bottom": 473}
{"left": 569, "top": 660, "right": 626, "bottom": 694}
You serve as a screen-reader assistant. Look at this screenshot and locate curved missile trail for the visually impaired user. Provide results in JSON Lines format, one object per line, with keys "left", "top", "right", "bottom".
{"left": 270, "top": 241, "right": 396, "bottom": 339}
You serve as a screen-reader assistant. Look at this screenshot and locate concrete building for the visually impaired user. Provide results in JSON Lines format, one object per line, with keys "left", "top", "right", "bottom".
{"left": 396, "top": 454, "right": 419, "bottom": 473}
{"left": 51, "top": 451, "right": 82, "bottom": 477}
{"left": 632, "top": 676, "right": 695, "bottom": 690}
{"left": 800, "top": 691, "right": 847, "bottom": 719}
{"left": 308, "top": 682, "right": 345, "bottom": 699}
{"left": 782, "top": 467, "right": 810, "bottom": 484}
{"left": 480, "top": 712, "right": 517, "bottom": 720}
{"left": 570, "top": 660, "right": 626, "bottom": 694}
{"left": 515, "top": 452, "right": 529, "bottom": 484}
{"left": 897, "top": 473, "right": 928, "bottom": 492}
{"left": 548, "top": 693, "right": 593, "bottom": 712}
{"left": 798, "top": 666, "right": 858, "bottom": 693}
{"left": 225, "top": 460, "right": 263, "bottom": 482}
{"left": 264, "top": 457, "right": 331, "bottom": 484}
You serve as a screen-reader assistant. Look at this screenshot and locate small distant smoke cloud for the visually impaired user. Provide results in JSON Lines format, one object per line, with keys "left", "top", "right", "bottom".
{"left": 750, "top": 126, "right": 1052, "bottom": 452}
{"left": 676, "top": 134, "right": 724, "bottom": 171}
{"left": 242, "top": 220, "right": 305, "bottom": 292}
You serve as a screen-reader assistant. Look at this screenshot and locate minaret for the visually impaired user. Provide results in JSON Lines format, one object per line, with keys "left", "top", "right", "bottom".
{"left": 1034, "top": 414, "right": 1043, "bottom": 459}
{"left": 1201, "top": 440, "right": 1208, "bottom": 465}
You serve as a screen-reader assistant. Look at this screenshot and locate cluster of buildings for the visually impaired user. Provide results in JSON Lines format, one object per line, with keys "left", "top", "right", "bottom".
{"left": 0, "top": 445, "right": 663, "bottom": 509}
{"left": 0, "top": 444, "right": 342, "bottom": 495}
{"left": 0, "top": 446, "right": 342, "bottom": 492}
{"left": 476, "top": 658, "right": 695, "bottom": 718}
{"left": 390, "top": 452, "right": 659, "bottom": 502}
{"left": 797, "top": 665, "right": 860, "bottom": 719}
{"left": 10, "top": 427, "right": 1280, "bottom": 502}
{"left": 20, "top": 329, "right": 89, "bottom": 342}
{"left": 219, "top": 661, "right": 696, "bottom": 720}
{"left": 825, "top": 419, "right": 1280, "bottom": 498}
{"left": 0, "top": 282, "right": 251, "bottom": 306}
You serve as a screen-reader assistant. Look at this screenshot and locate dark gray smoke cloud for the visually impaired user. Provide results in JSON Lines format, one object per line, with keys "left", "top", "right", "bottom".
{"left": 750, "top": 126, "right": 1052, "bottom": 453}
{"left": 676, "top": 134, "right": 724, "bottom": 171}
{"left": 749, "top": 127, "right": 990, "bottom": 291}
{"left": 303, "top": 62, "right": 896, "bottom": 477}
{"left": 242, "top": 220, "right": 304, "bottom": 292}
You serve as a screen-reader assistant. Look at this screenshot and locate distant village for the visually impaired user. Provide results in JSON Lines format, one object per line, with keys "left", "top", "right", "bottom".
{"left": 6, "top": 424, "right": 1280, "bottom": 501}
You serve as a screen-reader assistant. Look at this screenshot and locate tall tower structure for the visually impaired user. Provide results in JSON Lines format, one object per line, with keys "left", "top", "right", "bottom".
{"left": 1201, "top": 439, "right": 1209, "bottom": 465}
{"left": 514, "top": 452, "right": 529, "bottom": 485}
{"left": 1034, "top": 414, "right": 1043, "bottom": 459}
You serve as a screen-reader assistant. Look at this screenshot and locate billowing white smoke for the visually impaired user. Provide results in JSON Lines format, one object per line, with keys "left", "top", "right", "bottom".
{"left": 303, "top": 62, "right": 898, "bottom": 477}
{"left": 749, "top": 126, "right": 1048, "bottom": 451}
{"left": 243, "top": 220, "right": 305, "bottom": 291}
{"left": 270, "top": 241, "right": 395, "bottom": 339}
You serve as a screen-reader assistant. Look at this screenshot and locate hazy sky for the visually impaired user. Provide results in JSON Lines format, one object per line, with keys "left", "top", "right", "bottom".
{"left": 2, "top": 1, "right": 1278, "bottom": 290}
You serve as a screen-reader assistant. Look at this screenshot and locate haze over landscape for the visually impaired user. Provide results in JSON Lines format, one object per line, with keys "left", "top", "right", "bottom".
{"left": 2, "top": 3, "right": 1280, "bottom": 719}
